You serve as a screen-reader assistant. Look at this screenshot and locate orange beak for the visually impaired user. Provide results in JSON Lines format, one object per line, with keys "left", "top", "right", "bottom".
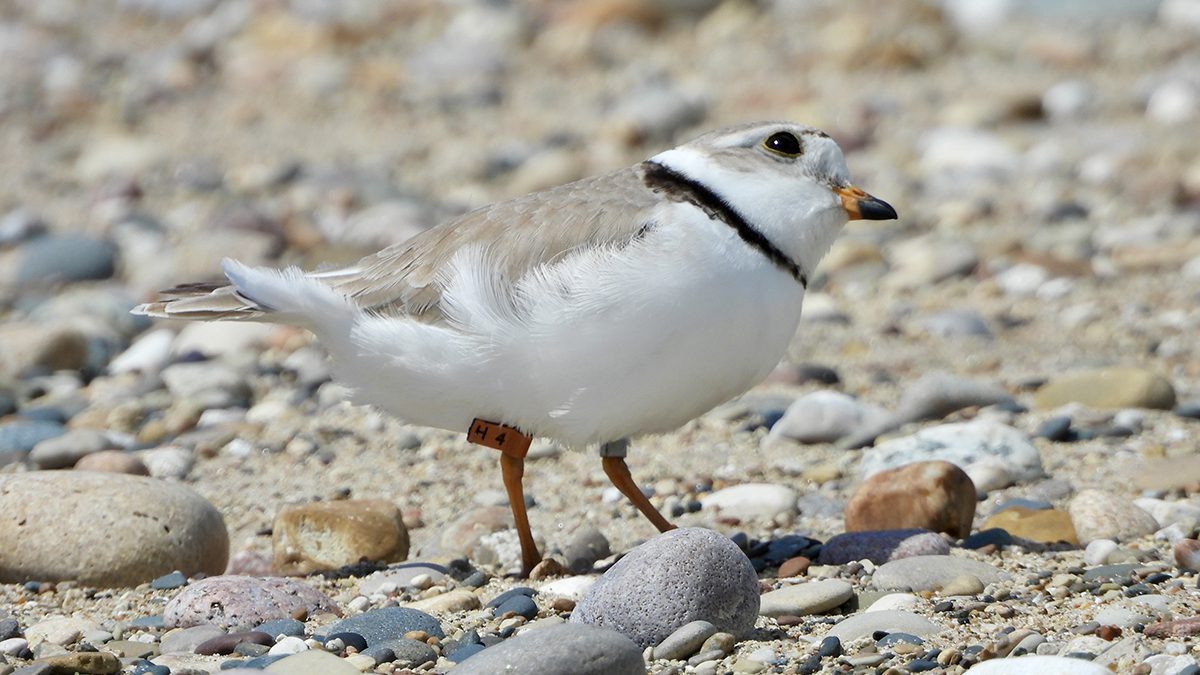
{"left": 837, "top": 186, "right": 897, "bottom": 221}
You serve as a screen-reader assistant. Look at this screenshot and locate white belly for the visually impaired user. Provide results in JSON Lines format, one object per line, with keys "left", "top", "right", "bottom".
{"left": 336, "top": 211, "right": 806, "bottom": 447}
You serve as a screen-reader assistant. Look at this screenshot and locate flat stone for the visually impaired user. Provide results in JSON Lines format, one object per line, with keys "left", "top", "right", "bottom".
{"left": 357, "top": 563, "right": 449, "bottom": 595}
{"left": 273, "top": 499, "right": 409, "bottom": 575}
{"left": 845, "top": 461, "right": 976, "bottom": 538}
{"left": 571, "top": 528, "right": 759, "bottom": 648}
{"left": 560, "top": 526, "right": 611, "bottom": 574}
{"left": 29, "top": 429, "right": 111, "bottom": 470}
{"left": 160, "top": 624, "right": 226, "bottom": 654}
{"left": 14, "top": 236, "right": 116, "bottom": 286}
{"left": 759, "top": 580, "right": 853, "bottom": 618}
{"left": 826, "top": 610, "right": 942, "bottom": 642}
{"left": 404, "top": 589, "right": 481, "bottom": 614}
{"left": 983, "top": 507, "right": 1079, "bottom": 544}
{"left": 322, "top": 607, "right": 445, "bottom": 645}
{"left": 0, "top": 471, "right": 227, "bottom": 586}
{"left": 654, "top": 620, "right": 718, "bottom": 661}
{"left": 72, "top": 450, "right": 149, "bottom": 475}
{"left": 1033, "top": 368, "right": 1176, "bottom": 410}
{"left": 0, "top": 421, "right": 66, "bottom": 462}
{"left": 863, "top": 593, "right": 921, "bottom": 613}
{"left": 28, "top": 651, "right": 119, "bottom": 674}
{"left": 264, "top": 649, "right": 359, "bottom": 674}
{"left": 254, "top": 619, "right": 306, "bottom": 638}
{"left": 454, "top": 622, "right": 645, "bottom": 675}
{"left": 860, "top": 421, "right": 1043, "bottom": 484}
{"left": 818, "top": 529, "right": 950, "bottom": 565}
{"left": 766, "top": 391, "right": 887, "bottom": 445}
{"left": 842, "top": 374, "right": 1015, "bottom": 448}
{"left": 1068, "top": 490, "right": 1159, "bottom": 544}
{"left": 701, "top": 484, "right": 797, "bottom": 521}
{"left": 968, "top": 655, "right": 1114, "bottom": 674}
{"left": 25, "top": 617, "right": 103, "bottom": 648}
{"left": 164, "top": 576, "right": 338, "bottom": 631}
{"left": 372, "top": 637, "right": 436, "bottom": 666}
{"left": 872, "top": 555, "right": 1009, "bottom": 592}
{"left": 195, "top": 630, "right": 273, "bottom": 655}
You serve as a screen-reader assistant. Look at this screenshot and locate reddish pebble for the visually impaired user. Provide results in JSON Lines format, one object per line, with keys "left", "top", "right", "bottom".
{"left": 1173, "top": 539, "right": 1200, "bottom": 570}
{"left": 528, "top": 558, "right": 569, "bottom": 580}
{"left": 1145, "top": 616, "right": 1200, "bottom": 638}
{"left": 777, "top": 556, "right": 811, "bottom": 578}
{"left": 1096, "top": 625, "right": 1122, "bottom": 640}
{"left": 551, "top": 597, "right": 576, "bottom": 613}
{"left": 775, "top": 614, "right": 803, "bottom": 626}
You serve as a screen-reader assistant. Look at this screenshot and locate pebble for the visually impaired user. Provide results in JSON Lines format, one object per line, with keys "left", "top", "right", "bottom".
{"left": 107, "top": 328, "right": 175, "bottom": 375}
{"left": 27, "top": 428, "right": 111, "bottom": 469}
{"left": 13, "top": 235, "right": 116, "bottom": 286}
{"left": 1144, "top": 616, "right": 1200, "bottom": 638}
{"left": 273, "top": 499, "right": 409, "bottom": 574}
{"left": 164, "top": 576, "right": 338, "bottom": 631}
{"left": 1034, "top": 369, "right": 1177, "bottom": 410}
{"left": 885, "top": 236, "right": 979, "bottom": 289}
{"left": 826, "top": 610, "right": 942, "bottom": 642}
{"left": 560, "top": 526, "right": 611, "bottom": 574}
{"left": 150, "top": 570, "right": 188, "bottom": 590}
{"left": 406, "top": 588, "right": 482, "bottom": 614}
{"left": 159, "top": 361, "right": 251, "bottom": 409}
{"left": 72, "top": 450, "right": 149, "bottom": 475}
{"left": 982, "top": 507, "right": 1079, "bottom": 544}
{"left": 454, "top": 622, "right": 645, "bottom": 674}
{"left": 0, "top": 421, "right": 66, "bottom": 463}
{"left": 322, "top": 607, "right": 445, "bottom": 645}
{"left": 653, "top": 620, "right": 718, "bottom": 661}
{"left": 266, "top": 635, "right": 307, "bottom": 655}
{"left": 24, "top": 652, "right": 120, "bottom": 674}
{"left": 872, "top": 556, "right": 1009, "bottom": 592}
{"left": 842, "top": 375, "right": 1015, "bottom": 449}
{"left": 818, "top": 529, "right": 950, "bottom": 565}
{"left": 864, "top": 593, "right": 921, "bottom": 613}
{"left": 1085, "top": 539, "right": 1120, "bottom": 566}
{"left": 25, "top": 617, "right": 102, "bottom": 648}
{"left": 701, "top": 483, "right": 797, "bottom": 521}
{"left": 918, "top": 309, "right": 993, "bottom": 339}
{"left": 758, "top": 580, "right": 853, "bottom": 617}
{"left": 939, "top": 574, "right": 985, "bottom": 596}
{"left": 263, "top": 649, "right": 359, "bottom": 674}
{"left": 968, "top": 654, "right": 1115, "bottom": 674}
{"left": 138, "top": 446, "right": 194, "bottom": 479}
{"left": 196, "top": 631, "right": 274, "bottom": 656}
{"left": 358, "top": 563, "right": 449, "bottom": 595}
{"left": 844, "top": 460, "right": 976, "bottom": 538}
{"left": 571, "top": 528, "right": 759, "bottom": 648}
{"left": 1173, "top": 539, "right": 1200, "bottom": 569}
{"left": 1068, "top": 490, "right": 1160, "bottom": 544}
{"left": 860, "top": 421, "right": 1043, "bottom": 483}
{"left": 159, "top": 625, "right": 225, "bottom": 654}
{"left": 765, "top": 391, "right": 887, "bottom": 445}
{"left": 0, "top": 471, "right": 227, "bottom": 586}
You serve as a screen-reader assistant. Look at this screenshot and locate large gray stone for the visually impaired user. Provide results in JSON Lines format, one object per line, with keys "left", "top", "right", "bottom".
{"left": 571, "top": 528, "right": 758, "bottom": 648}
{"left": 871, "top": 555, "right": 1009, "bottom": 592}
{"left": 766, "top": 391, "right": 887, "bottom": 445}
{"left": 455, "top": 622, "right": 645, "bottom": 675}
{"left": 860, "top": 421, "right": 1043, "bottom": 483}
{"left": 164, "top": 576, "right": 339, "bottom": 631}
{"left": 321, "top": 606, "right": 445, "bottom": 645}
{"left": 0, "top": 471, "right": 228, "bottom": 587}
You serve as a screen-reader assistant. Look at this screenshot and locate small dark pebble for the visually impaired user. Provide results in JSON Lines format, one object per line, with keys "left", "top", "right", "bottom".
{"left": 150, "top": 571, "right": 188, "bottom": 590}
{"left": 462, "top": 571, "right": 489, "bottom": 588}
{"left": 962, "top": 528, "right": 1014, "bottom": 550}
{"left": 964, "top": 644, "right": 985, "bottom": 656}
{"left": 131, "top": 662, "right": 170, "bottom": 675}
{"left": 255, "top": 619, "right": 305, "bottom": 638}
{"left": 446, "top": 642, "right": 486, "bottom": 662}
{"left": 0, "top": 617, "right": 20, "bottom": 640}
{"left": 486, "top": 587, "right": 536, "bottom": 609}
{"left": 1174, "top": 402, "right": 1200, "bottom": 420}
{"left": 1124, "top": 583, "right": 1152, "bottom": 597}
{"left": 234, "top": 642, "right": 270, "bottom": 657}
{"left": 317, "top": 559, "right": 388, "bottom": 580}
{"left": 878, "top": 632, "right": 924, "bottom": 647}
{"left": 1036, "top": 416, "right": 1073, "bottom": 442}
{"left": 797, "top": 654, "right": 823, "bottom": 674}
{"left": 992, "top": 399, "right": 1028, "bottom": 414}
{"left": 240, "top": 654, "right": 289, "bottom": 669}
{"left": 327, "top": 632, "right": 368, "bottom": 652}
{"left": 1071, "top": 621, "right": 1100, "bottom": 635}
{"left": 730, "top": 532, "right": 750, "bottom": 551}
{"left": 196, "top": 631, "right": 274, "bottom": 656}
{"left": 493, "top": 595, "right": 538, "bottom": 620}
{"left": 1143, "top": 573, "right": 1171, "bottom": 585}
{"left": 906, "top": 660, "right": 941, "bottom": 672}
{"left": 817, "top": 635, "right": 842, "bottom": 658}
{"left": 933, "top": 601, "right": 954, "bottom": 613}
{"left": 362, "top": 646, "right": 396, "bottom": 664}
{"left": 1065, "top": 652, "right": 1097, "bottom": 661}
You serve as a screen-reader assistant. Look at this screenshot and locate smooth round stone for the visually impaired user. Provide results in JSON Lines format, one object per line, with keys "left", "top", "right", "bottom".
{"left": 864, "top": 593, "right": 920, "bottom": 613}
{"left": 918, "top": 309, "right": 992, "bottom": 339}
{"left": 844, "top": 461, "right": 976, "bottom": 538}
{"left": 818, "top": 529, "right": 950, "bottom": 565}
{"left": 454, "top": 622, "right": 645, "bottom": 675}
{"left": 371, "top": 638, "right": 436, "bottom": 666}
{"left": 493, "top": 594, "right": 538, "bottom": 620}
{"left": 826, "top": 610, "right": 942, "bottom": 642}
{"left": 73, "top": 449, "right": 149, "bottom": 475}
{"left": 701, "top": 483, "right": 798, "bottom": 521}
{"left": 560, "top": 526, "right": 611, "bottom": 574}
{"left": 160, "top": 625, "right": 226, "bottom": 654}
{"left": 321, "top": 607, "right": 445, "bottom": 646}
{"left": 968, "top": 654, "right": 1114, "bottom": 674}
{"left": 28, "top": 428, "right": 111, "bottom": 469}
{"left": 571, "top": 528, "right": 759, "bottom": 648}
{"left": 164, "top": 576, "right": 338, "bottom": 631}
{"left": 0, "top": 471, "right": 228, "bottom": 586}
{"left": 25, "top": 616, "right": 103, "bottom": 647}
{"left": 859, "top": 421, "right": 1043, "bottom": 483}
{"left": 759, "top": 580, "right": 853, "bottom": 618}
{"left": 1084, "top": 539, "right": 1119, "bottom": 566}
{"left": 0, "top": 421, "right": 66, "bottom": 458}
{"left": 263, "top": 649, "right": 359, "bottom": 674}
{"left": 1068, "top": 490, "right": 1159, "bottom": 544}
{"left": 254, "top": 619, "right": 306, "bottom": 639}
{"left": 357, "top": 562, "right": 449, "bottom": 595}
{"left": 1174, "top": 539, "right": 1200, "bottom": 570}
{"left": 654, "top": 620, "right": 717, "bottom": 661}
{"left": 195, "top": 631, "right": 274, "bottom": 656}
{"left": 108, "top": 328, "right": 175, "bottom": 375}
{"left": 766, "top": 391, "right": 887, "bottom": 445}
{"left": 1033, "top": 368, "right": 1176, "bottom": 410}
{"left": 540, "top": 575, "right": 596, "bottom": 599}
{"left": 151, "top": 571, "right": 188, "bottom": 590}
{"left": 939, "top": 574, "right": 984, "bottom": 596}
{"left": 872, "top": 556, "right": 1009, "bottom": 592}
{"left": 14, "top": 235, "right": 116, "bottom": 286}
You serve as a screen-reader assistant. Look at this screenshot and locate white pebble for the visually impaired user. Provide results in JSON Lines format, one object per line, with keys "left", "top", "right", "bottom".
{"left": 1147, "top": 80, "right": 1199, "bottom": 125}
{"left": 409, "top": 573, "right": 434, "bottom": 590}
{"left": 1084, "top": 539, "right": 1117, "bottom": 566}
{"left": 0, "top": 637, "right": 28, "bottom": 656}
{"left": 268, "top": 635, "right": 309, "bottom": 655}
{"left": 348, "top": 595, "right": 371, "bottom": 612}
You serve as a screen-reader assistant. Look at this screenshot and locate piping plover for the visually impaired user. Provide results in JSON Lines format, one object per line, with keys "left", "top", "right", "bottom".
{"left": 135, "top": 121, "right": 896, "bottom": 575}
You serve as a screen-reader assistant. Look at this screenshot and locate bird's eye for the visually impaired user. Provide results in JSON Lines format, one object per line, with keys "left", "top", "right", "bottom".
{"left": 763, "top": 131, "right": 803, "bottom": 157}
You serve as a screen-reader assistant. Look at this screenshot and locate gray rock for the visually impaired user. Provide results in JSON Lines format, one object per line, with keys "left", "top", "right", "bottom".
{"left": 571, "top": 528, "right": 759, "bottom": 648}
{"left": 766, "top": 391, "right": 887, "bottom": 445}
{"left": 843, "top": 374, "right": 1015, "bottom": 449}
{"left": 160, "top": 624, "right": 226, "bottom": 654}
{"left": 455, "top": 622, "right": 645, "bottom": 675}
{"left": 321, "top": 607, "right": 444, "bottom": 645}
{"left": 872, "top": 555, "right": 1010, "bottom": 592}
{"left": 818, "top": 529, "right": 951, "bottom": 565}
{"left": 358, "top": 563, "right": 449, "bottom": 596}
{"left": 654, "top": 620, "right": 717, "bottom": 661}
{"left": 160, "top": 361, "right": 251, "bottom": 409}
{"left": 373, "top": 637, "right": 437, "bottom": 666}
{"left": 165, "top": 576, "right": 338, "bottom": 631}
{"left": 14, "top": 236, "right": 116, "bottom": 286}
{"left": 1068, "top": 490, "right": 1159, "bottom": 544}
{"left": 0, "top": 471, "right": 228, "bottom": 586}
{"left": 860, "top": 421, "right": 1043, "bottom": 483}
{"left": 0, "top": 421, "right": 65, "bottom": 464}
{"left": 29, "top": 429, "right": 111, "bottom": 469}
{"left": 701, "top": 483, "right": 797, "bottom": 521}
{"left": 917, "top": 309, "right": 992, "bottom": 339}
{"left": 826, "top": 610, "right": 942, "bottom": 642}
{"left": 560, "top": 526, "right": 611, "bottom": 574}
{"left": 108, "top": 329, "right": 175, "bottom": 375}
{"left": 759, "top": 580, "right": 854, "bottom": 618}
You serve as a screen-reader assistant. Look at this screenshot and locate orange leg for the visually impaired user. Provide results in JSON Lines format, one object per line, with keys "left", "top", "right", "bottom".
{"left": 500, "top": 451, "right": 542, "bottom": 576}
{"left": 601, "top": 443, "right": 676, "bottom": 533}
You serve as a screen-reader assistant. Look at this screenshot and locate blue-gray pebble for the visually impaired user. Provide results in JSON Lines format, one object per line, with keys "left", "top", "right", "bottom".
{"left": 571, "top": 527, "right": 759, "bottom": 648}
{"left": 15, "top": 236, "right": 116, "bottom": 286}
{"left": 254, "top": 618, "right": 305, "bottom": 638}
{"left": 322, "top": 607, "right": 444, "bottom": 646}
{"left": 454, "top": 622, "right": 645, "bottom": 675}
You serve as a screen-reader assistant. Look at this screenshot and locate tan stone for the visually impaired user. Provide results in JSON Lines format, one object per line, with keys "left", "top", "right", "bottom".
{"left": 73, "top": 450, "right": 149, "bottom": 475}
{"left": 844, "top": 460, "right": 976, "bottom": 538}
{"left": 405, "top": 589, "right": 481, "bottom": 615}
{"left": 982, "top": 507, "right": 1079, "bottom": 545}
{"left": 0, "top": 323, "right": 89, "bottom": 377}
{"left": 273, "top": 499, "right": 408, "bottom": 574}
{"left": 1033, "top": 368, "right": 1176, "bottom": 410}
{"left": 33, "top": 651, "right": 120, "bottom": 675}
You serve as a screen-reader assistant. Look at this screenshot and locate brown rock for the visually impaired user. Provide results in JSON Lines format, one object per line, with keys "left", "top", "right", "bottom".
{"left": 777, "top": 556, "right": 811, "bottom": 578}
{"left": 405, "top": 589, "right": 481, "bottom": 615}
{"left": 982, "top": 507, "right": 1079, "bottom": 545}
{"left": 1033, "top": 368, "right": 1176, "bottom": 410}
{"left": 32, "top": 651, "right": 120, "bottom": 674}
{"left": 0, "top": 323, "right": 90, "bottom": 377}
{"left": 73, "top": 449, "right": 149, "bottom": 475}
{"left": 195, "top": 630, "right": 274, "bottom": 655}
{"left": 273, "top": 499, "right": 408, "bottom": 574}
{"left": 1174, "top": 539, "right": 1200, "bottom": 570}
{"left": 1145, "top": 616, "right": 1200, "bottom": 638}
{"left": 529, "top": 557, "right": 570, "bottom": 580}
{"left": 844, "top": 461, "right": 976, "bottom": 538}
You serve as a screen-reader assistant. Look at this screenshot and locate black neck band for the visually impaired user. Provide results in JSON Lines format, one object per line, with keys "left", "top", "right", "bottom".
{"left": 641, "top": 161, "right": 807, "bottom": 287}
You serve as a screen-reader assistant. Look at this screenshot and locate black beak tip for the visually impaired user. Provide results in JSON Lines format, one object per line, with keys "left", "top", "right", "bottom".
{"left": 860, "top": 197, "right": 898, "bottom": 221}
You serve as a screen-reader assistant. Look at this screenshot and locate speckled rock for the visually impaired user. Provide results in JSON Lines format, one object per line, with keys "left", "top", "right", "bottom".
{"left": 1068, "top": 490, "right": 1160, "bottom": 544}
{"left": 1033, "top": 368, "right": 1177, "bottom": 410}
{"left": 0, "top": 471, "right": 228, "bottom": 586}
{"left": 321, "top": 607, "right": 445, "bottom": 645}
{"left": 872, "top": 555, "right": 1009, "bottom": 592}
{"left": 571, "top": 528, "right": 759, "bottom": 648}
{"left": 164, "top": 576, "right": 339, "bottom": 631}
{"left": 273, "top": 499, "right": 409, "bottom": 574}
{"left": 455, "top": 622, "right": 645, "bottom": 675}
{"left": 818, "top": 529, "right": 951, "bottom": 565}
{"left": 844, "top": 461, "right": 976, "bottom": 538}
{"left": 860, "top": 421, "right": 1043, "bottom": 483}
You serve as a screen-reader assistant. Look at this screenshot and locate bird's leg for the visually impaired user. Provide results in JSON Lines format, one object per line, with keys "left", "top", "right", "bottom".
{"left": 467, "top": 418, "right": 541, "bottom": 577}
{"left": 601, "top": 439, "right": 676, "bottom": 533}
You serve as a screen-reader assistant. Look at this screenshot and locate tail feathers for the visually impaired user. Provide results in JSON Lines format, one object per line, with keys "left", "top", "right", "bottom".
{"left": 133, "top": 259, "right": 357, "bottom": 331}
